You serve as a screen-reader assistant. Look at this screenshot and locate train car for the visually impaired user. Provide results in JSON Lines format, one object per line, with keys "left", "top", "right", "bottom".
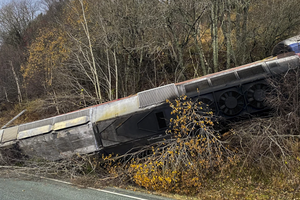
{"left": 272, "top": 35, "right": 300, "bottom": 56}
{"left": 0, "top": 36, "right": 300, "bottom": 161}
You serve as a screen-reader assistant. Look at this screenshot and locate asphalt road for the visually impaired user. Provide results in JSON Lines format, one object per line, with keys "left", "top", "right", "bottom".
{"left": 0, "top": 177, "right": 173, "bottom": 200}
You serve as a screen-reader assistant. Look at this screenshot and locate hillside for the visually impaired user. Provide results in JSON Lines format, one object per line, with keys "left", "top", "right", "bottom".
{"left": 1, "top": 0, "right": 300, "bottom": 199}
{"left": 1, "top": 0, "right": 300, "bottom": 113}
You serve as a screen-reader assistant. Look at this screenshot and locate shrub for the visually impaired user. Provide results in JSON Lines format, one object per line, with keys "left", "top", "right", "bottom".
{"left": 125, "top": 96, "right": 238, "bottom": 194}
{"left": 230, "top": 68, "right": 300, "bottom": 173}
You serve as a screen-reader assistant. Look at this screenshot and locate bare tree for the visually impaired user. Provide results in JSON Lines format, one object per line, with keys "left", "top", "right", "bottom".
{"left": 65, "top": 0, "right": 103, "bottom": 103}
{"left": 0, "top": 0, "right": 39, "bottom": 46}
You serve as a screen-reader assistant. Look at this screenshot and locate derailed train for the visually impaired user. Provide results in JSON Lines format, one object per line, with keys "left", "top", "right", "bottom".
{"left": 0, "top": 36, "right": 300, "bottom": 160}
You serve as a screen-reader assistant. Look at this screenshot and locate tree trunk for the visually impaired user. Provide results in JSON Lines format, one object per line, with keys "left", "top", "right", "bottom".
{"left": 78, "top": 0, "right": 102, "bottom": 102}
{"left": 222, "top": 0, "right": 232, "bottom": 69}
{"left": 10, "top": 61, "right": 22, "bottom": 104}
{"left": 240, "top": 3, "right": 249, "bottom": 64}
{"left": 211, "top": 0, "right": 219, "bottom": 73}
{"left": 3, "top": 87, "right": 10, "bottom": 102}
{"left": 235, "top": 0, "right": 250, "bottom": 65}
{"left": 195, "top": 35, "right": 207, "bottom": 76}
{"left": 113, "top": 49, "right": 118, "bottom": 100}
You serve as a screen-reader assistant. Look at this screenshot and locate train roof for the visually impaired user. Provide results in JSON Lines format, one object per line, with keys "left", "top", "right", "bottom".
{"left": 278, "top": 35, "right": 300, "bottom": 46}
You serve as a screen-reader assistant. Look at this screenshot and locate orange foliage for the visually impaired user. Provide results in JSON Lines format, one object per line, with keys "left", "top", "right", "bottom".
{"left": 123, "top": 96, "right": 239, "bottom": 194}
{"left": 21, "top": 27, "right": 70, "bottom": 88}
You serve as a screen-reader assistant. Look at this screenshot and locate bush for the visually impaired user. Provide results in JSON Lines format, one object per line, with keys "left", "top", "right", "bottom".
{"left": 122, "top": 96, "right": 238, "bottom": 194}
{"left": 230, "top": 68, "right": 300, "bottom": 173}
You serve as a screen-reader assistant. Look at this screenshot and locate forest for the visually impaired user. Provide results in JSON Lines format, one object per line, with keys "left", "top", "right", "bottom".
{"left": 2, "top": 1, "right": 300, "bottom": 198}
{"left": 0, "top": 0, "right": 300, "bottom": 118}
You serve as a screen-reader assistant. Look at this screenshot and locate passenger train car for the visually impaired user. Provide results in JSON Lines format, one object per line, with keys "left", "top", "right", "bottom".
{"left": 1, "top": 36, "right": 300, "bottom": 161}
{"left": 272, "top": 35, "right": 300, "bottom": 56}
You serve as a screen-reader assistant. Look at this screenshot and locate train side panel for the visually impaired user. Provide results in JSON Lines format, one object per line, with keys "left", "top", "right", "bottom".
{"left": 91, "top": 83, "right": 179, "bottom": 154}
{"left": 0, "top": 108, "right": 100, "bottom": 161}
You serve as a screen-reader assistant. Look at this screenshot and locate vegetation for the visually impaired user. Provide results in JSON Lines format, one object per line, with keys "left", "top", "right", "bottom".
{"left": 2, "top": 69, "right": 300, "bottom": 199}
{"left": 1, "top": 0, "right": 300, "bottom": 120}
{"left": 125, "top": 97, "right": 237, "bottom": 195}
{"left": 1, "top": 0, "right": 300, "bottom": 199}
{"left": 101, "top": 70, "right": 300, "bottom": 199}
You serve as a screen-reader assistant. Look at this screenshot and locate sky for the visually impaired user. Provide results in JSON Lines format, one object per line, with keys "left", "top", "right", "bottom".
{"left": 0, "top": 0, "right": 17, "bottom": 7}
{"left": 0, "top": 0, "right": 10, "bottom": 8}
{"left": 0, "top": 0, "right": 45, "bottom": 17}
{"left": 0, "top": 0, "right": 42, "bottom": 9}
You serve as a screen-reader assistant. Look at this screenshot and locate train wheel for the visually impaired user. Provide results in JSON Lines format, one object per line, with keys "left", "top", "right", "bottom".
{"left": 218, "top": 91, "right": 244, "bottom": 116}
{"left": 246, "top": 83, "right": 268, "bottom": 109}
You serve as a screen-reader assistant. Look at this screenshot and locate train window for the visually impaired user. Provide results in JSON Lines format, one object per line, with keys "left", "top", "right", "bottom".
{"left": 185, "top": 80, "right": 210, "bottom": 94}
{"left": 238, "top": 64, "right": 265, "bottom": 79}
{"left": 155, "top": 112, "right": 167, "bottom": 129}
{"left": 211, "top": 73, "right": 237, "bottom": 87}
